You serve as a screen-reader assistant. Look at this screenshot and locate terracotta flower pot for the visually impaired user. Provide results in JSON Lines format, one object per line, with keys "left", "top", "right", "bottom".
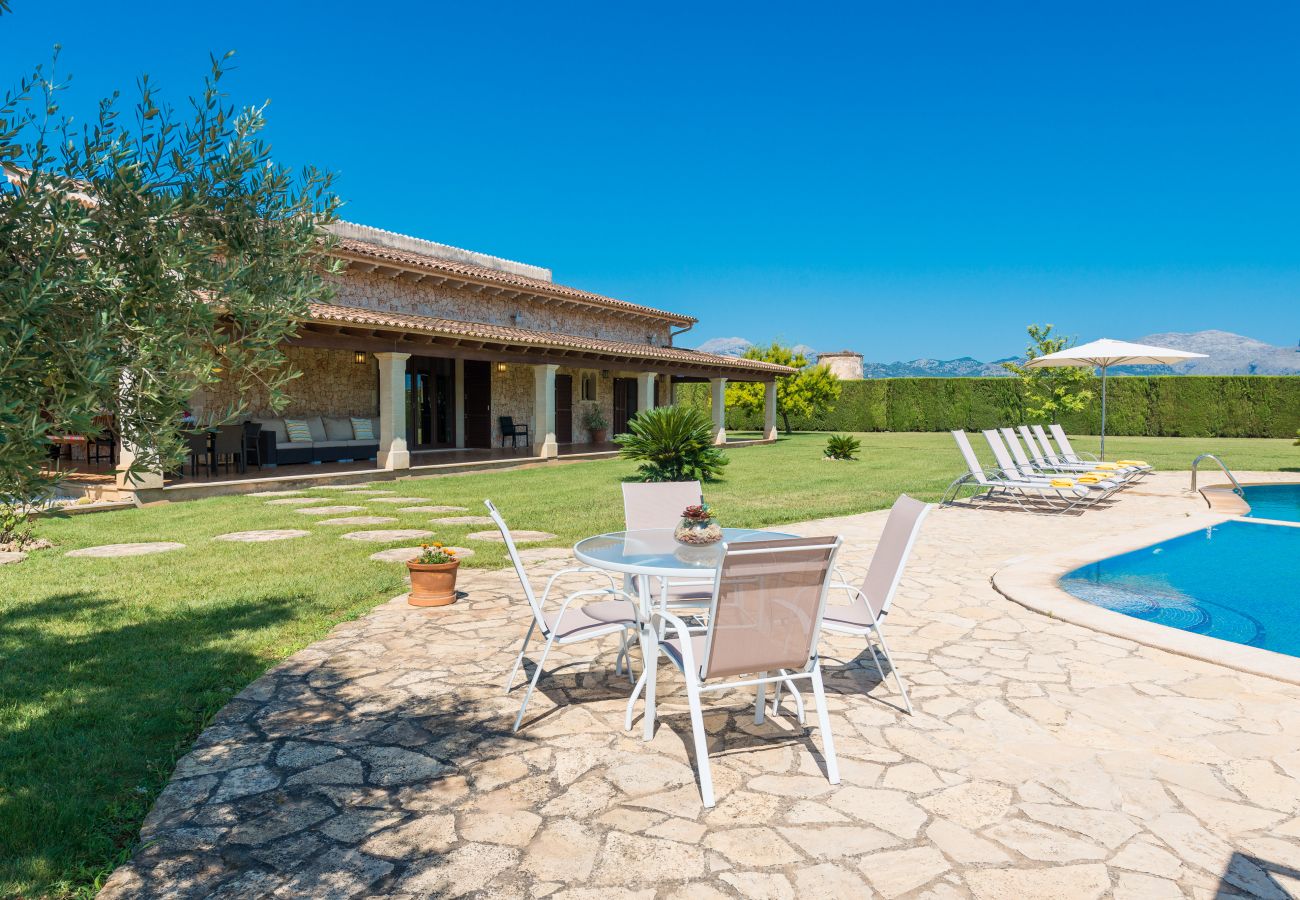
{"left": 407, "top": 559, "right": 460, "bottom": 607}
{"left": 590, "top": 428, "right": 608, "bottom": 444}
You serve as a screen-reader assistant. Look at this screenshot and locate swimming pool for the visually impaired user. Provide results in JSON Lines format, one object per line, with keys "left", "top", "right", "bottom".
{"left": 1242, "top": 483, "right": 1300, "bottom": 523}
{"left": 1060, "top": 520, "right": 1300, "bottom": 659}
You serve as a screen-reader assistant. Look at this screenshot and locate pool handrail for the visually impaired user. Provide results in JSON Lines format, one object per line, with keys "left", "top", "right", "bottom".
{"left": 1191, "top": 453, "right": 1243, "bottom": 496}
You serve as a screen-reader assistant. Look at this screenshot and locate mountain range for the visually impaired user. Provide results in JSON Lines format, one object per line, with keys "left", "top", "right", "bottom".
{"left": 694, "top": 331, "right": 1299, "bottom": 377}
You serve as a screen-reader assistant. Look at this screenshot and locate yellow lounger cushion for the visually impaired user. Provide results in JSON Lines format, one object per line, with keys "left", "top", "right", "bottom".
{"left": 1094, "top": 463, "right": 1120, "bottom": 470}
{"left": 1115, "top": 459, "right": 1149, "bottom": 467}
{"left": 1077, "top": 476, "right": 1104, "bottom": 484}
{"left": 1049, "top": 478, "right": 1075, "bottom": 488}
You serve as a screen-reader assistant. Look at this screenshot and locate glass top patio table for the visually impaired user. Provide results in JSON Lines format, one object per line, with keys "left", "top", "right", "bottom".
{"left": 573, "top": 527, "right": 798, "bottom": 579}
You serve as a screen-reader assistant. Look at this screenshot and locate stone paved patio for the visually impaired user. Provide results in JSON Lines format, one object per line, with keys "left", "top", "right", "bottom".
{"left": 99, "top": 473, "right": 1300, "bottom": 899}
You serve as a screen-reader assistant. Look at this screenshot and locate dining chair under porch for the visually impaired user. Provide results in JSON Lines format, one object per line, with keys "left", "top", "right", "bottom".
{"left": 486, "top": 499, "right": 640, "bottom": 732}
{"left": 644, "top": 535, "right": 844, "bottom": 807}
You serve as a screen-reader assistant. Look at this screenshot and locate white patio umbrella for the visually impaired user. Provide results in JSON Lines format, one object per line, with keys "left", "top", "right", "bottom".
{"left": 1025, "top": 338, "right": 1207, "bottom": 459}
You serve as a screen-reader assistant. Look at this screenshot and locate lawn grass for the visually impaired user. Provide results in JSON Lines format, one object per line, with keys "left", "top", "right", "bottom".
{"left": 1, "top": 431, "right": 1294, "bottom": 896}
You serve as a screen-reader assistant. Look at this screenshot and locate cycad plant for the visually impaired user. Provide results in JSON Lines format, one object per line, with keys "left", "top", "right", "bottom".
{"left": 824, "top": 433, "right": 861, "bottom": 460}
{"left": 615, "top": 405, "right": 729, "bottom": 482}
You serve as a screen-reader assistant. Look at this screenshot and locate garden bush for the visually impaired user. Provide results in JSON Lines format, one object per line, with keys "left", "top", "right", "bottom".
{"left": 615, "top": 405, "right": 729, "bottom": 482}
{"left": 824, "top": 434, "right": 861, "bottom": 460}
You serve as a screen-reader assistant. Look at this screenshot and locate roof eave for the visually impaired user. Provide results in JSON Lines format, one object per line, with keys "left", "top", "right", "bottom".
{"left": 299, "top": 303, "right": 787, "bottom": 379}
{"left": 328, "top": 242, "right": 697, "bottom": 328}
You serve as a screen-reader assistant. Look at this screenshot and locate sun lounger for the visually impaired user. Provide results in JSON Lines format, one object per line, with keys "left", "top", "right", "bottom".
{"left": 1019, "top": 426, "right": 1142, "bottom": 481}
{"left": 983, "top": 430, "right": 1123, "bottom": 500}
{"left": 1047, "top": 424, "right": 1152, "bottom": 477}
{"left": 942, "top": 430, "right": 1104, "bottom": 513}
{"left": 999, "top": 428, "right": 1136, "bottom": 488}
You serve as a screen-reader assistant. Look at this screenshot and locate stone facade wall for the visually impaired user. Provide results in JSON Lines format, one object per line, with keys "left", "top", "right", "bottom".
{"left": 488, "top": 364, "right": 618, "bottom": 447}
{"left": 490, "top": 365, "right": 534, "bottom": 448}
{"left": 328, "top": 270, "right": 673, "bottom": 347}
{"left": 189, "top": 346, "right": 378, "bottom": 420}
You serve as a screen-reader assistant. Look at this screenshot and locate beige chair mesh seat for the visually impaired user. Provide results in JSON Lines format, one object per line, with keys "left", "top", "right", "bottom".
{"left": 816, "top": 494, "right": 932, "bottom": 716}
{"left": 621, "top": 480, "right": 714, "bottom": 607}
{"left": 644, "top": 535, "right": 844, "bottom": 808}
{"left": 486, "top": 499, "right": 639, "bottom": 732}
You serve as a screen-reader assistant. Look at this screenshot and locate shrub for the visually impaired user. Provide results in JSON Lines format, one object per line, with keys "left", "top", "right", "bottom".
{"left": 615, "top": 405, "right": 729, "bottom": 482}
{"left": 824, "top": 434, "right": 861, "bottom": 460}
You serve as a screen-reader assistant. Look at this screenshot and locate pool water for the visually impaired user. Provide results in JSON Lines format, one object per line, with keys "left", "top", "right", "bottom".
{"left": 1242, "top": 483, "right": 1300, "bottom": 523}
{"left": 1060, "top": 520, "right": 1300, "bottom": 658}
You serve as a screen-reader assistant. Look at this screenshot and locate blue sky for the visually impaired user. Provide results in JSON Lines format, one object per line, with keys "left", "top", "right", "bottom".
{"left": 7, "top": 1, "right": 1299, "bottom": 360}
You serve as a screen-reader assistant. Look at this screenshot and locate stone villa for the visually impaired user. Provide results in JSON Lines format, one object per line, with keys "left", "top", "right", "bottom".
{"left": 116, "top": 222, "right": 791, "bottom": 497}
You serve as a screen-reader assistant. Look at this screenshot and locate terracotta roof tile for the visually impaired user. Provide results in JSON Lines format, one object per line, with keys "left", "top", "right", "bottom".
{"left": 305, "top": 303, "right": 793, "bottom": 378}
{"left": 332, "top": 237, "right": 696, "bottom": 326}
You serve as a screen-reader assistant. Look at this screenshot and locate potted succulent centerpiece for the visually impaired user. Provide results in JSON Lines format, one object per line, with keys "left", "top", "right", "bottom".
{"left": 582, "top": 405, "right": 609, "bottom": 444}
{"left": 674, "top": 502, "right": 723, "bottom": 545}
{"left": 406, "top": 543, "right": 460, "bottom": 607}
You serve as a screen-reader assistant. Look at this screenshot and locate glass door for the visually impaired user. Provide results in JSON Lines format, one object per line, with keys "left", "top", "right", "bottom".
{"left": 406, "top": 356, "right": 455, "bottom": 449}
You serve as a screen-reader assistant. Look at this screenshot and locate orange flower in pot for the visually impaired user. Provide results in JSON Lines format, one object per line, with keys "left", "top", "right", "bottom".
{"left": 407, "top": 542, "right": 460, "bottom": 607}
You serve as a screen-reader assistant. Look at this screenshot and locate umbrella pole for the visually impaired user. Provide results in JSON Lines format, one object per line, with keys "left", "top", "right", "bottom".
{"left": 1099, "top": 364, "right": 1107, "bottom": 460}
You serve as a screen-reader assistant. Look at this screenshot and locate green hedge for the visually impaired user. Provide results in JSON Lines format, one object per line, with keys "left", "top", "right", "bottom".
{"left": 676, "top": 376, "right": 1300, "bottom": 438}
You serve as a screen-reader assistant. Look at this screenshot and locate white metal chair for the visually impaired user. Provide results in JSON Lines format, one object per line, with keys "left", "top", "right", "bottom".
{"left": 621, "top": 481, "right": 713, "bottom": 607}
{"left": 816, "top": 494, "right": 931, "bottom": 715}
{"left": 644, "top": 535, "right": 844, "bottom": 807}
{"left": 486, "top": 499, "right": 640, "bottom": 732}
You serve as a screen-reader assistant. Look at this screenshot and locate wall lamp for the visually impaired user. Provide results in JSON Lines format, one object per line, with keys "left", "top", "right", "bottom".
{"left": 496, "top": 362, "right": 508, "bottom": 373}
{"left": 353, "top": 350, "right": 367, "bottom": 365}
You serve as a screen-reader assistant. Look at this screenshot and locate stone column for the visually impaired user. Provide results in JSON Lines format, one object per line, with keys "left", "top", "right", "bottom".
{"left": 453, "top": 359, "right": 466, "bottom": 449}
{"left": 709, "top": 377, "right": 727, "bottom": 445}
{"left": 763, "top": 381, "right": 778, "bottom": 441}
{"left": 636, "top": 372, "right": 657, "bottom": 416}
{"left": 376, "top": 351, "right": 411, "bottom": 470}
{"left": 114, "top": 438, "right": 165, "bottom": 496}
{"left": 532, "top": 364, "right": 559, "bottom": 459}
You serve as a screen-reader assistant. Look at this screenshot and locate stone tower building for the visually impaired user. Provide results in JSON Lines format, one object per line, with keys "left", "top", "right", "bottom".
{"left": 818, "top": 350, "right": 864, "bottom": 380}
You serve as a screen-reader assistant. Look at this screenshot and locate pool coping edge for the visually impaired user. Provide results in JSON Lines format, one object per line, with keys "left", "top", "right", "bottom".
{"left": 992, "top": 512, "right": 1300, "bottom": 687}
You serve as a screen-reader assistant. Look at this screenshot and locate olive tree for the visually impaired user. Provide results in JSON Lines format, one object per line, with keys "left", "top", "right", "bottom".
{"left": 725, "top": 342, "right": 841, "bottom": 433}
{"left": 0, "top": 50, "right": 340, "bottom": 539}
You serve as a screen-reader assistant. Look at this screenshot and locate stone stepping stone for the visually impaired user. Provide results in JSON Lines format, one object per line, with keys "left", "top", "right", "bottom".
{"left": 214, "top": 530, "right": 311, "bottom": 543}
{"left": 518, "top": 547, "right": 572, "bottom": 562}
{"left": 266, "top": 497, "right": 325, "bottom": 506}
{"left": 368, "top": 546, "right": 475, "bottom": 563}
{"left": 294, "top": 505, "right": 366, "bottom": 515}
{"left": 66, "top": 542, "right": 185, "bottom": 558}
{"left": 316, "top": 516, "right": 399, "bottom": 526}
{"left": 340, "top": 529, "right": 435, "bottom": 543}
{"left": 341, "top": 489, "right": 396, "bottom": 495}
{"left": 364, "top": 496, "right": 430, "bottom": 504}
{"left": 466, "top": 529, "right": 555, "bottom": 543}
{"left": 0, "top": 550, "right": 27, "bottom": 565}
{"left": 429, "top": 515, "right": 494, "bottom": 525}
{"left": 248, "top": 489, "right": 303, "bottom": 498}
{"left": 397, "top": 505, "right": 468, "bottom": 514}
{"left": 313, "top": 485, "right": 369, "bottom": 491}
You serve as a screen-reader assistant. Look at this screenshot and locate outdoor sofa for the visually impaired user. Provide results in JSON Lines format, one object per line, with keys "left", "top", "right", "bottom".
{"left": 250, "top": 415, "right": 380, "bottom": 465}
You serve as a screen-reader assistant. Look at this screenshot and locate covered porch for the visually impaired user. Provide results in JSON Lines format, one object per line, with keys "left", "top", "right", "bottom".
{"left": 108, "top": 303, "right": 785, "bottom": 501}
